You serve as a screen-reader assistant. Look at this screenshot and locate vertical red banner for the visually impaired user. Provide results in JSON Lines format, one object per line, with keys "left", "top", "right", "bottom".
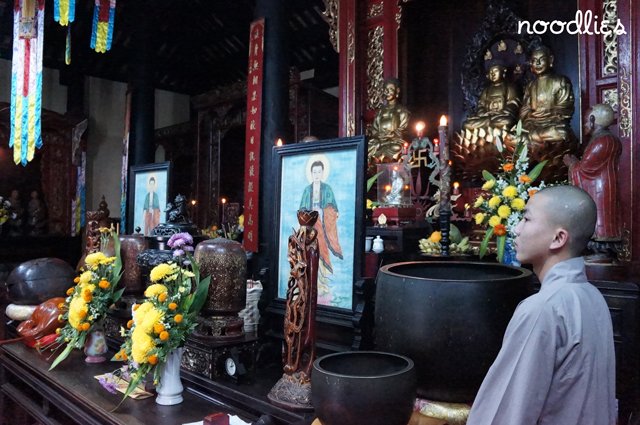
{"left": 242, "top": 18, "right": 265, "bottom": 252}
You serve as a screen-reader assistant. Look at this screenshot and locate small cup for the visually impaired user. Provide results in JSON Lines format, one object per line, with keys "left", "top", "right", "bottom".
{"left": 365, "top": 236, "right": 374, "bottom": 252}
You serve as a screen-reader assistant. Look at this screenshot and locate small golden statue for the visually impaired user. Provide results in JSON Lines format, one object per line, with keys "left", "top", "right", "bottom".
{"left": 462, "top": 62, "right": 521, "bottom": 132}
{"left": 368, "top": 77, "right": 410, "bottom": 163}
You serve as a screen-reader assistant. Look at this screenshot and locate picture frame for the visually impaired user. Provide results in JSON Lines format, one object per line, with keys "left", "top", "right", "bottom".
{"left": 270, "top": 136, "right": 366, "bottom": 321}
{"left": 128, "top": 162, "right": 171, "bottom": 235}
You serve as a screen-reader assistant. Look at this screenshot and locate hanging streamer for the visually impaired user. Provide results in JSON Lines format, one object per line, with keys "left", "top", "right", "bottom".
{"left": 65, "top": 25, "right": 71, "bottom": 65}
{"left": 91, "top": 0, "right": 116, "bottom": 53}
{"left": 53, "top": 0, "right": 75, "bottom": 26}
{"left": 10, "top": 0, "right": 45, "bottom": 166}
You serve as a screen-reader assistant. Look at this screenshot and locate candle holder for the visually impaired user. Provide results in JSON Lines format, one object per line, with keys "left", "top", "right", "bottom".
{"left": 438, "top": 116, "right": 451, "bottom": 257}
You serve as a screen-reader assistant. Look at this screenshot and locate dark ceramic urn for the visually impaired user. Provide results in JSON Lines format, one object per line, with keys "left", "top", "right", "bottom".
{"left": 375, "top": 261, "right": 532, "bottom": 403}
{"left": 118, "top": 234, "right": 148, "bottom": 295}
{"left": 311, "top": 351, "right": 416, "bottom": 425}
{"left": 194, "top": 238, "right": 247, "bottom": 315}
{"left": 6, "top": 258, "right": 75, "bottom": 305}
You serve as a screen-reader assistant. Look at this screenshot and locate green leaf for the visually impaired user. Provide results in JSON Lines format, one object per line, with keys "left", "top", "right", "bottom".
{"left": 188, "top": 275, "right": 211, "bottom": 316}
{"left": 482, "top": 170, "right": 496, "bottom": 183}
{"left": 528, "top": 160, "right": 548, "bottom": 183}
{"left": 49, "top": 343, "right": 74, "bottom": 370}
{"left": 496, "top": 235, "right": 506, "bottom": 263}
{"left": 367, "top": 171, "right": 384, "bottom": 192}
{"left": 112, "top": 287, "right": 125, "bottom": 303}
{"left": 515, "top": 120, "right": 523, "bottom": 136}
{"left": 479, "top": 227, "right": 494, "bottom": 259}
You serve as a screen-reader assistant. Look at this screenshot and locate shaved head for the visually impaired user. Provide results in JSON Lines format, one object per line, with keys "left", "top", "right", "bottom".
{"left": 536, "top": 186, "right": 597, "bottom": 256}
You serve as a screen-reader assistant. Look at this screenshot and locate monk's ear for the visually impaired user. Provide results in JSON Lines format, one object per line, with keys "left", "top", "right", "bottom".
{"left": 549, "top": 228, "right": 569, "bottom": 250}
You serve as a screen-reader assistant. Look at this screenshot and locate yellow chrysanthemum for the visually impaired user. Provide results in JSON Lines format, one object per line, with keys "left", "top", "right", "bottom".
{"left": 85, "top": 252, "right": 107, "bottom": 268}
{"left": 68, "top": 297, "right": 88, "bottom": 329}
{"left": 139, "top": 307, "right": 164, "bottom": 334}
{"left": 511, "top": 198, "right": 526, "bottom": 211}
{"left": 488, "top": 196, "right": 501, "bottom": 209}
{"left": 131, "top": 328, "right": 155, "bottom": 363}
{"left": 79, "top": 270, "right": 93, "bottom": 285}
{"left": 502, "top": 185, "right": 518, "bottom": 199}
{"left": 482, "top": 179, "right": 496, "bottom": 190}
{"left": 99, "top": 257, "right": 116, "bottom": 265}
{"left": 150, "top": 264, "right": 174, "bottom": 282}
{"left": 498, "top": 205, "right": 511, "bottom": 219}
{"left": 133, "top": 302, "right": 154, "bottom": 324}
{"left": 473, "top": 196, "right": 484, "bottom": 208}
{"left": 144, "top": 284, "right": 168, "bottom": 298}
{"left": 475, "top": 212, "right": 486, "bottom": 225}
{"left": 488, "top": 215, "right": 502, "bottom": 227}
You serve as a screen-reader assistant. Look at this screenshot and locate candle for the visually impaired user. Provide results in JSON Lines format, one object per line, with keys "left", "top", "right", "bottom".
{"left": 403, "top": 142, "right": 409, "bottom": 155}
{"left": 415, "top": 121, "right": 426, "bottom": 138}
{"left": 276, "top": 138, "right": 283, "bottom": 146}
{"left": 433, "top": 138, "right": 440, "bottom": 156}
{"left": 437, "top": 115, "right": 451, "bottom": 256}
{"left": 221, "top": 197, "right": 227, "bottom": 225}
{"left": 453, "top": 182, "right": 460, "bottom": 195}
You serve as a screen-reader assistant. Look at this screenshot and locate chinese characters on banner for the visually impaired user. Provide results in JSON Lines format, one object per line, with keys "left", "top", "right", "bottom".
{"left": 242, "top": 18, "right": 265, "bottom": 252}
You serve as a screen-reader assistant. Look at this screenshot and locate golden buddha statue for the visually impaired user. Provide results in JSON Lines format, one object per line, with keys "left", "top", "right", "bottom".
{"left": 463, "top": 62, "right": 521, "bottom": 132}
{"left": 520, "top": 45, "right": 575, "bottom": 145}
{"left": 368, "top": 78, "right": 410, "bottom": 163}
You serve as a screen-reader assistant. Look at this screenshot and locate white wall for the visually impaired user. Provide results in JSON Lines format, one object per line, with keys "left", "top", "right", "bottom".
{"left": 0, "top": 58, "right": 191, "bottom": 214}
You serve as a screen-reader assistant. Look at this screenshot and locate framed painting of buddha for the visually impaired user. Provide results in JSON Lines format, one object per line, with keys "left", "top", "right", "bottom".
{"left": 128, "top": 162, "right": 171, "bottom": 235}
{"left": 271, "top": 136, "right": 366, "bottom": 313}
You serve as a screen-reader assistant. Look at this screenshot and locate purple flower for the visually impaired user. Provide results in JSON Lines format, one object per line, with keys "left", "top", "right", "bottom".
{"left": 172, "top": 249, "right": 185, "bottom": 257}
{"left": 98, "top": 374, "right": 118, "bottom": 394}
{"left": 167, "top": 232, "right": 193, "bottom": 249}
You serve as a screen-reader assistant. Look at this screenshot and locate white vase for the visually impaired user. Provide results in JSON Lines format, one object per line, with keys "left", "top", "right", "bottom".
{"left": 372, "top": 235, "right": 384, "bottom": 254}
{"left": 155, "top": 347, "right": 185, "bottom": 405}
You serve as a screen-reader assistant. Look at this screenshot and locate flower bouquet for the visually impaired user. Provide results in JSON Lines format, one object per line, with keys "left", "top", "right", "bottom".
{"left": 111, "top": 244, "right": 210, "bottom": 404}
{"left": 50, "top": 231, "right": 123, "bottom": 369}
{"left": 473, "top": 122, "right": 547, "bottom": 263}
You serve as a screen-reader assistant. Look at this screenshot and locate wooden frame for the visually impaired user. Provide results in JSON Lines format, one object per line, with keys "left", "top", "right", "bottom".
{"left": 128, "top": 162, "right": 171, "bottom": 235}
{"left": 269, "top": 136, "right": 366, "bottom": 329}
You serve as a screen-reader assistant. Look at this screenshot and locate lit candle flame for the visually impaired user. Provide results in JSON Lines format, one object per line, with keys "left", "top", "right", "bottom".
{"left": 221, "top": 198, "right": 227, "bottom": 204}
{"left": 276, "top": 138, "right": 283, "bottom": 146}
{"left": 439, "top": 115, "right": 448, "bottom": 126}
{"left": 434, "top": 138, "right": 439, "bottom": 145}
{"left": 453, "top": 182, "right": 460, "bottom": 189}
{"left": 415, "top": 121, "right": 426, "bottom": 136}
{"left": 385, "top": 184, "right": 392, "bottom": 192}
{"left": 191, "top": 199, "right": 197, "bottom": 206}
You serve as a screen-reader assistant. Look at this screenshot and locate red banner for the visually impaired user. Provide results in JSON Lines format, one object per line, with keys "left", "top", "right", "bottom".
{"left": 242, "top": 18, "right": 265, "bottom": 252}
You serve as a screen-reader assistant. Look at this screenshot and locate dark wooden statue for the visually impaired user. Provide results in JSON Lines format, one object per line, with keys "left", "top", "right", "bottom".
{"left": 267, "top": 209, "right": 319, "bottom": 411}
{"left": 564, "top": 104, "right": 622, "bottom": 262}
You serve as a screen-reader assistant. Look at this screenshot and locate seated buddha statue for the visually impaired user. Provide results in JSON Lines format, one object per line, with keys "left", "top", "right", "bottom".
{"left": 520, "top": 45, "right": 575, "bottom": 145}
{"left": 368, "top": 78, "right": 410, "bottom": 163}
{"left": 463, "top": 62, "right": 521, "bottom": 132}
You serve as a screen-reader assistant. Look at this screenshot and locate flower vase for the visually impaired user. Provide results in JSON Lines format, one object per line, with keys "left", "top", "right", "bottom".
{"left": 83, "top": 325, "right": 108, "bottom": 363}
{"left": 155, "top": 347, "right": 185, "bottom": 405}
{"left": 503, "top": 242, "right": 521, "bottom": 267}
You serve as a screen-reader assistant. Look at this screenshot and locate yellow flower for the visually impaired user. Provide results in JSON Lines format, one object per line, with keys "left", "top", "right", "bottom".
{"left": 158, "top": 292, "right": 168, "bottom": 302}
{"left": 99, "top": 257, "right": 116, "bottom": 265}
{"left": 66, "top": 287, "right": 74, "bottom": 296}
{"left": 144, "top": 284, "right": 168, "bottom": 298}
{"left": 148, "top": 354, "right": 159, "bottom": 365}
{"left": 238, "top": 214, "right": 244, "bottom": 226}
{"left": 150, "top": 264, "right": 174, "bottom": 282}
{"left": 153, "top": 323, "right": 165, "bottom": 334}
{"left": 473, "top": 196, "right": 484, "bottom": 208}
{"left": 134, "top": 302, "right": 153, "bottom": 322}
{"left": 139, "top": 307, "right": 164, "bottom": 334}
{"left": 511, "top": 198, "right": 526, "bottom": 211}
{"left": 85, "top": 252, "right": 107, "bottom": 268}
{"left": 366, "top": 199, "right": 373, "bottom": 209}
{"left": 498, "top": 205, "right": 511, "bottom": 219}
{"left": 68, "top": 297, "right": 88, "bottom": 329}
{"left": 159, "top": 331, "right": 170, "bottom": 341}
{"left": 488, "top": 215, "right": 502, "bottom": 227}
{"left": 174, "top": 314, "right": 184, "bottom": 323}
{"left": 474, "top": 213, "right": 486, "bottom": 225}
{"left": 131, "top": 328, "right": 155, "bottom": 363}
{"left": 81, "top": 322, "right": 91, "bottom": 331}
{"left": 429, "top": 231, "right": 442, "bottom": 243}
{"left": 482, "top": 179, "right": 496, "bottom": 190}
{"left": 488, "top": 196, "right": 501, "bottom": 209}
{"left": 502, "top": 185, "right": 517, "bottom": 199}
{"left": 79, "top": 271, "right": 93, "bottom": 285}
{"left": 168, "top": 302, "right": 178, "bottom": 310}
{"left": 98, "top": 279, "right": 110, "bottom": 289}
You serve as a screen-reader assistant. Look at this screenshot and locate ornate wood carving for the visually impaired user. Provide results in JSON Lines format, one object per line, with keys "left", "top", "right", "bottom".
{"left": 322, "top": 0, "right": 339, "bottom": 52}
{"left": 368, "top": 2, "right": 383, "bottom": 18}
{"left": 602, "top": 0, "right": 618, "bottom": 76}
{"left": 618, "top": 65, "right": 632, "bottom": 138}
{"left": 602, "top": 88, "right": 619, "bottom": 112}
{"left": 366, "top": 25, "right": 385, "bottom": 111}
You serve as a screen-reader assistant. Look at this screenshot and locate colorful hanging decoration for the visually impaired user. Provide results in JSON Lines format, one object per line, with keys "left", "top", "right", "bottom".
{"left": 10, "top": 0, "right": 45, "bottom": 166}
{"left": 65, "top": 25, "right": 71, "bottom": 65}
{"left": 53, "top": 0, "right": 75, "bottom": 26}
{"left": 90, "top": 0, "right": 116, "bottom": 53}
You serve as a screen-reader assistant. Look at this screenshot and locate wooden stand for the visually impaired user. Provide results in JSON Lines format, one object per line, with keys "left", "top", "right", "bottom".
{"left": 372, "top": 207, "right": 417, "bottom": 226}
